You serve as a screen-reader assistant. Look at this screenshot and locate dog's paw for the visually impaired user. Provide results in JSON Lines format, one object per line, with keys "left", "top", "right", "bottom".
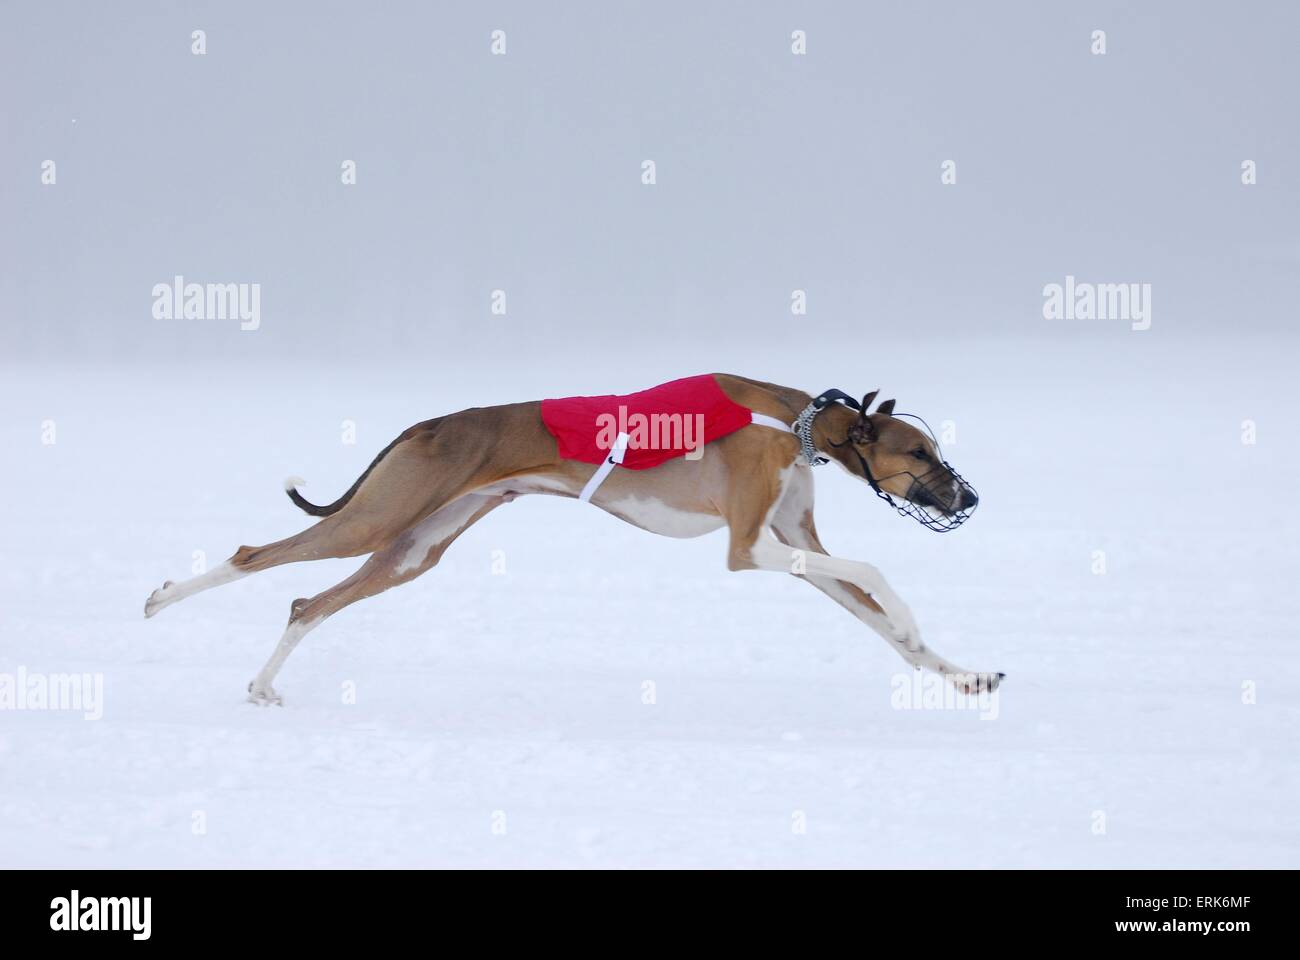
{"left": 143, "top": 580, "right": 175, "bottom": 618}
{"left": 246, "top": 681, "right": 283, "bottom": 707}
{"left": 949, "top": 671, "right": 1005, "bottom": 695}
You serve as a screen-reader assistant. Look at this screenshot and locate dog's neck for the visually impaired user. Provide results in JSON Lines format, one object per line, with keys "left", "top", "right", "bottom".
{"left": 810, "top": 403, "right": 866, "bottom": 475}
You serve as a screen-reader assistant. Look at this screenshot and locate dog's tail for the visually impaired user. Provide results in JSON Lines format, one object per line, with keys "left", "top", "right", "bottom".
{"left": 283, "top": 433, "right": 406, "bottom": 517}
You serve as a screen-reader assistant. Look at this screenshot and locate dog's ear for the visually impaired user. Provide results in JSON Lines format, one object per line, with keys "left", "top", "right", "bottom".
{"left": 849, "top": 402, "right": 878, "bottom": 444}
{"left": 860, "top": 390, "right": 879, "bottom": 412}
{"left": 875, "top": 398, "right": 896, "bottom": 416}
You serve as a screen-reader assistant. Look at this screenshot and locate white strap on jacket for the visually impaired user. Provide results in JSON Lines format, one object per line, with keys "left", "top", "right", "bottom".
{"left": 750, "top": 412, "right": 792, "bottom": 433}
{"left": 578, "top": 432, "right": 630, "bottom": 503}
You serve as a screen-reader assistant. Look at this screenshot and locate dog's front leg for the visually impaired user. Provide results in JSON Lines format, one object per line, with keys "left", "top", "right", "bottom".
{"left": 748, "top": 534, "right": 1001, "bottom": 692}
{"left": 744, "top": 535, "right": 919, "bottom": 649}
{"left": 731, "top": 469, "right": 998, "bottom": 691}
{"left": 723, "top": 464, "right": 920, "bottom": 648}
{"left": 718, "top": 456, "right": 1001, "bottom": 693}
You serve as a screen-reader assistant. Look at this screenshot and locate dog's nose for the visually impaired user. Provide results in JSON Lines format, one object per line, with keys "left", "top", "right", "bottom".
{"left": 951, "top": 481, "right": 977, "bottom": 511}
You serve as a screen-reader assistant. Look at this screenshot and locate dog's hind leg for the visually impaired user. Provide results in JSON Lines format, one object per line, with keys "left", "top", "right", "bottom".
{"left": 144, "top": 423, "right": 502, "bottom": 618}
{"left": 144, "top": 561, "right": 250, "bottom": 619}
{"left": 246, "top": 492, "right": 504, "bottom": 704}
{"left": 143, "top": 509, "right": 402, "bottom": 620}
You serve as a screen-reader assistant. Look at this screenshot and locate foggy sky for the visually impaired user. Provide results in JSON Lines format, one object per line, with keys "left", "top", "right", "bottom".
{"left": 2, "top": 1, "right": 1297, "bottom": 367}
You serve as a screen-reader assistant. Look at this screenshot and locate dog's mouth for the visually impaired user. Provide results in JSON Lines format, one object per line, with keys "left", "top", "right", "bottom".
{"left": 894, "top": 466, "right": 978, "bottom": 532}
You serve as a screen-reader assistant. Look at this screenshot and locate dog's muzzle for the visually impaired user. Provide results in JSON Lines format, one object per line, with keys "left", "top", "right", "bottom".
{"left": 867, "top": 411, "right": 979, "bottom": 533}
{"left": 888, "top": 463, "right": 978, "bottom": 533}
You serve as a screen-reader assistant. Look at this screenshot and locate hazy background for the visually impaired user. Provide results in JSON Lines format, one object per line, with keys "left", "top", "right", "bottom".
{"left": 2, "top": 0, "right": 1297, "bottom": 370}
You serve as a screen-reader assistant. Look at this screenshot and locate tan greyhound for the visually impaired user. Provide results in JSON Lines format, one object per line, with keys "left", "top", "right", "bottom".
{"left": 144, "top": 374, "right": 1002, "bottom": 705}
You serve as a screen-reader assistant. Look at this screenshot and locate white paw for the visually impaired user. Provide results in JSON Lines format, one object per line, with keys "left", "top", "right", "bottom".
{"left": 143, "top": 580, "right": 175, "bottom": 618}
{"left": 246, "top": 681, "right": 283, "bottom": 706}
{"left": 949, "top": 671, "right": 1006, "bottom": 695}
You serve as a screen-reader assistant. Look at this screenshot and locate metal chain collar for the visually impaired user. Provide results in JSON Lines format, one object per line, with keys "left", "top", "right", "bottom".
{"left": 792, "top": 401, "right": 829, "bottom": 467}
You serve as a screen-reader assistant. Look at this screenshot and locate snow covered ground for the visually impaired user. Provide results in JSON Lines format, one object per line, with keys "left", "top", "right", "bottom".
{"left": 1, "top": 335, "right": 1298, "bottom": 868}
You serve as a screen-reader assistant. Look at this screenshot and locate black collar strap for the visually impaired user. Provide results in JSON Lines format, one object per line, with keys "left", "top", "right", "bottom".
{"left": 810, "top": 389, "right": 861, "bottom": 412}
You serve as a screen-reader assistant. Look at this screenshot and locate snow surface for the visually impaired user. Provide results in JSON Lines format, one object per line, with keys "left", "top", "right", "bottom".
{"left": 2, "top": 337, "right": 1298, "bottom": 867}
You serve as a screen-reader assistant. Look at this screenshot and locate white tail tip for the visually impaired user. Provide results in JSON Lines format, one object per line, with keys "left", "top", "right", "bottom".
{"left": 284, "top": 475, "right": 306, "bottom": 491}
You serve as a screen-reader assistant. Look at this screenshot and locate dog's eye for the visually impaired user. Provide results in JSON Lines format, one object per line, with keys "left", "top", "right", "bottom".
{"left": 911, "top": 448, "right": 929, "bottom": 460}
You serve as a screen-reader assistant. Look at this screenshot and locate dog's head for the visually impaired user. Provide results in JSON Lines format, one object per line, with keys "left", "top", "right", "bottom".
{"left": 832, "top": 391, "right": 978, "bottom": 530}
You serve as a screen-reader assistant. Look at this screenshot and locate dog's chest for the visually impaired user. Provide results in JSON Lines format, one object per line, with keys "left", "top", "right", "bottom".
{"left": 595, "top": 493, "right": 726, "bottom": 538}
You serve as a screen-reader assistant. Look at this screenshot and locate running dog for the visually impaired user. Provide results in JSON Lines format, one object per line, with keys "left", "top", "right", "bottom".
{"left": 144, "top": 374, "right": 1001, "bottom": 704}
